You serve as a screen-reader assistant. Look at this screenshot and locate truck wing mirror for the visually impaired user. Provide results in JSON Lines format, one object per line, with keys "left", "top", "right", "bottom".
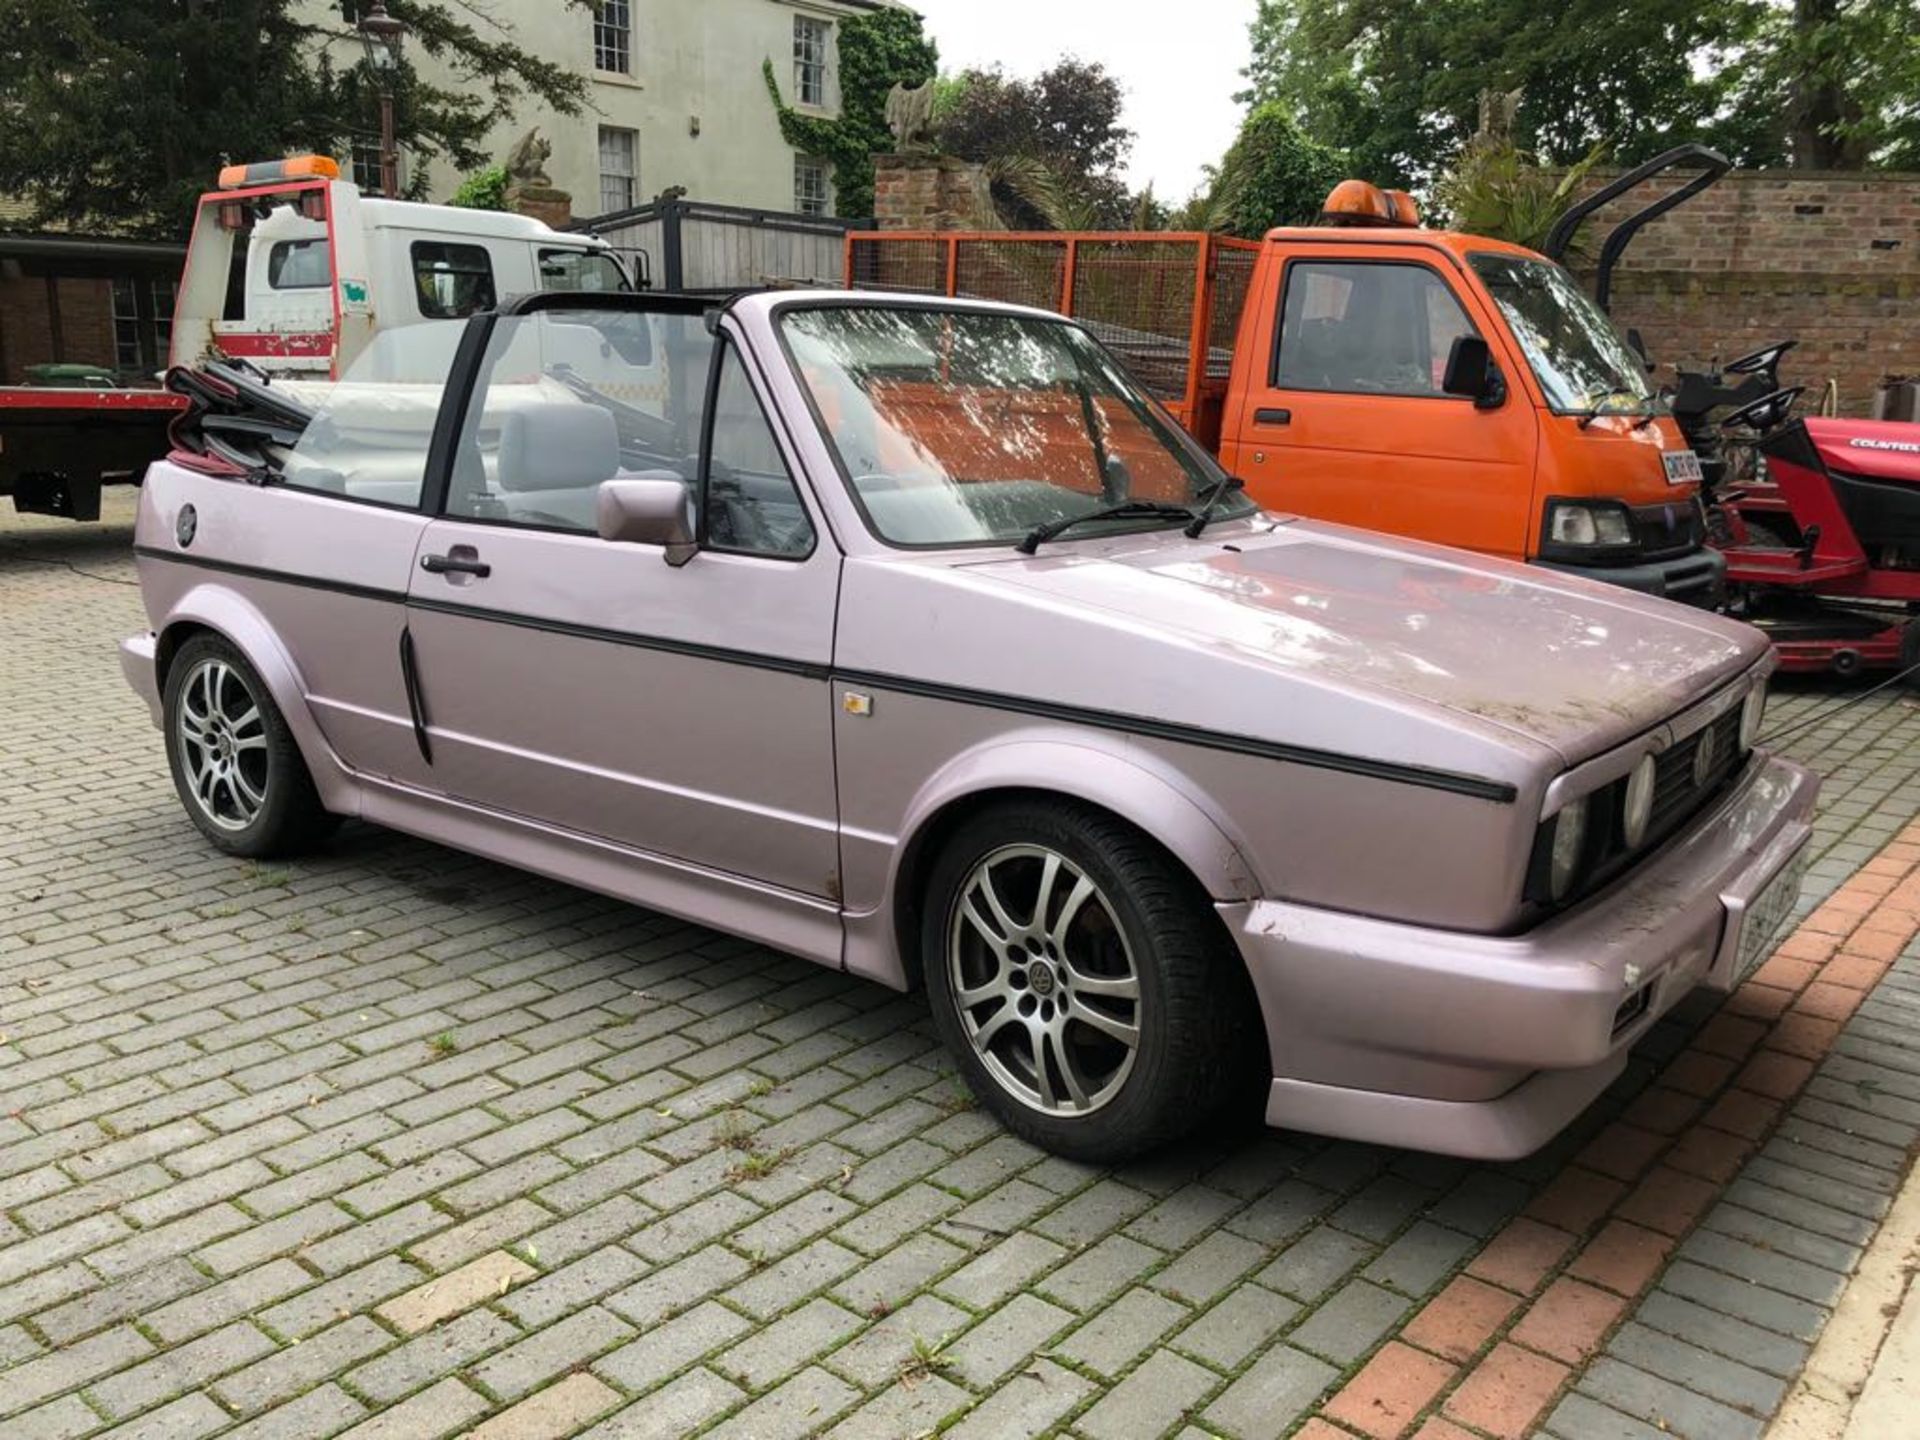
{"left": 597, "top": 476, "right": 699, "bottom": 566}
{"left": 1442, "top": 335, "right": 1504, "bottom": 409}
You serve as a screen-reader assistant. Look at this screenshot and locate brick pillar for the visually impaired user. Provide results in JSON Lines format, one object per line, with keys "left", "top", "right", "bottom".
{"left": 873, "top": 155, "right": 988, "bottom": 230}
{"left": 506, "top": 184, "right": 573, "bottom": 231}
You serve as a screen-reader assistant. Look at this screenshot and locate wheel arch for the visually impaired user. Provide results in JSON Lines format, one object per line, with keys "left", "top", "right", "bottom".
{"left": 154, "top": 586, "right": 358, "bottom": 815}
{"left": 866, "top": 736, "right": 1264, "bottom": 995}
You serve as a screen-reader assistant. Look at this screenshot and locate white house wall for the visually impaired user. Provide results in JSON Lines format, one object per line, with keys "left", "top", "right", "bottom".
{"left": 298, "top": 0, "right": 885, "bottom": 217}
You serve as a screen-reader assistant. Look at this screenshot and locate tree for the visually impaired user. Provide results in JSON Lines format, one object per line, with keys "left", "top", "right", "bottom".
{"left": 1240, "top": 0, "right": 1779, "bottom": 186}
{"left": 935, "top": 60, "right": 1135, "bottom": 229}
{"left": 1764, "top": 0, "right": 1920, "bottom": 168}
{"left": 450, "top": 165, "right": 508, "bottom": 211}
{"left": 0, "top": 0, "right": 590, "bottom": 236}
{"left": 1189, "top": 103, "right": 1347, "bottom": 238}
{"left": 764, "top": 7, "right": 938, "bottom": 219}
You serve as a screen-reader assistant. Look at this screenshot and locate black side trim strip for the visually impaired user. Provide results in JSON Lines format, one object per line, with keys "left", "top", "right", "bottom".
{"left": 398, "top": 628, "right": 433, "bottom": 764}
{"left": 137, "top": 543, "right": 1516, "bottom": 804}
{"left": 836, "top": 668, "right": 1520, "bottom": 804}
{"left": 405, "top": 594, "right": 834, "bottom": 681}
{"left": 134, "top": 545, "right": 407, "bottom": 604}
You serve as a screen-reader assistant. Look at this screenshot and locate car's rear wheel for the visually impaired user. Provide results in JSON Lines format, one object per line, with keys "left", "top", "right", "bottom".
{"left": 163, "top": 635, "right": 334, "bottom": 858}
{"left": 921, "top": 798, "right": 1254, "bottom": 1163}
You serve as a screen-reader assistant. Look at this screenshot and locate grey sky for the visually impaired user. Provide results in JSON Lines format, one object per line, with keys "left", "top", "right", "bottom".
{"left": 905, "top": 0, "right": 1255, "bottom": 203}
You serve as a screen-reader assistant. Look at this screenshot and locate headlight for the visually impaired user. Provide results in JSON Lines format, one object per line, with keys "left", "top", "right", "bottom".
{"left": 1546, "top": 501, "right": 1634, "bottom": 547}
{"left": 1549, "top": 795, "right": 1590, "bottom": 901}
{"left": 1622, "top": 754, "right": 1657, "bottom": 849}
{"left": 1740, "top": 685, "right": 1767, "bottom": 750}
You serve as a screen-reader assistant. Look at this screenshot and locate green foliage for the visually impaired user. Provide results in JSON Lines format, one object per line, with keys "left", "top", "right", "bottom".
{"left": 1194, "top": 103, "right": 1348, "bottom": 239}
{"left": 934, "top": 61, "right": 1133, "bottom": 229}
{"left": 449, "top": 165, "right": 508, "bottom": 211}
{"left": 0, "top": 0, "right": 591, "bottom": 236}
{"left": 1240, "top": 0, "right": 1776, "bottom": 185}
{"left": 1241, "top": 0, "right": 1920, "bottom": 181}
{"left": 1433, "top": 138, "right": 1608, "bottom": 252}
{"left": 764, "top": 7, "right": 938, "bottom": 219}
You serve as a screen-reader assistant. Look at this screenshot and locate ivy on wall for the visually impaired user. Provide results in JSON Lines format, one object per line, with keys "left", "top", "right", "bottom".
{"left": 763, "top": 7, "right": 937, "bottom": 220}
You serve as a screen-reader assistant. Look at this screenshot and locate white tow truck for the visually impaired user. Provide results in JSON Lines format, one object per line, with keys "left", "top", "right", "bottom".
{"left": 1, "top": 155, "right": 638, "bottom": 519}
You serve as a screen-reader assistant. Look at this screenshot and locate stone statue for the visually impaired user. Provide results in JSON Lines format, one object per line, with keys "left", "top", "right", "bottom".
{"left": 1475, "top": 88, "right": 1524, "bottom": 144}
{"left": 504, "top": 128, "right": 554, "bottom": 190}
{"left": 885, "top": 80, "right": 937, "bottom": 152}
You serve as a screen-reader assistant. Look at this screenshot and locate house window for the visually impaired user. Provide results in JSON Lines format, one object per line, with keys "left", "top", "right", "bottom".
{"left": 110, "top": 276, "right": 177, "bottom": 375}
{"left": 793, "top": 15, "right": 830, "bottom": 107}
{"left": 794, "top": 156, "right": 831, "bottom": 216}
{"left": 594, "top": 0, "right": 631, "bottom": 75}
{"left": 598, "top": 126, "right": 638, "bottom": 214}
{"left": 349, "top": 136, "right": 384, "bottom": 193}
{"left": 152, "top": 278, "right": 175, "bottom": 362}
{"left": 111, "top": 278, "right": 141, "bottom": 371}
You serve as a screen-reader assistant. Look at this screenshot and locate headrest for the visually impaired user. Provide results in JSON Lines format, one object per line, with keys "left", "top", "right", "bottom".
{"left": 497, "top": 403, "right": 620, "bottom": 493}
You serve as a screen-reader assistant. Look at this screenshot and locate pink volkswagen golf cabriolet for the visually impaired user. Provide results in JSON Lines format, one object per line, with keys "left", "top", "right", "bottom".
{"left": 123, "top": 291, "right": 1816, "bottom": 1162}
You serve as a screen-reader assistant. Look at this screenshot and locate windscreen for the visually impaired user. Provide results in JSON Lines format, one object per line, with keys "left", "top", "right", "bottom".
{"left": 1469, "top": 254, "right": 1655, "bottom": 415}
{"left": 779, "top": 305, "right": 1248, "bottom": 548}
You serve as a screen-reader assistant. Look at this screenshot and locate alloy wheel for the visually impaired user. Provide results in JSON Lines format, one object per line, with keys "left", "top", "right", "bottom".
{"left": 946, "top": 843, "right": 1142, "bottom": 1116}
{"left": 174, "top": 658, "right": 270, "bottom": 833}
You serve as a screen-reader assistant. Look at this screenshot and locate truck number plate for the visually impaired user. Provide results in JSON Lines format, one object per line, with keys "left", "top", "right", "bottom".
{"left": 1663, "top": 450, "right": 1704, "bottom": 485}
{"left": 1735, "top": 845, "right": 1810, "bottom": 983}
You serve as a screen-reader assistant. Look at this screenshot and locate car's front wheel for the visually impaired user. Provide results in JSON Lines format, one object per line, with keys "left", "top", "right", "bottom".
{"left": 163, "top": 635, "right": 335, "bottom": 858}
{"left": 921, "top": 798, "right": 1254, "bottom": 1163}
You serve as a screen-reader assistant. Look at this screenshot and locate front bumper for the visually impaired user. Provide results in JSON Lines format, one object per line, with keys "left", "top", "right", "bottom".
{"left": 1224, "top": 751, "right": 1817, "bottom": 1159}
{"left": 1535, "top": 545, "right": 1726, "bottom": 606}
{"left": 121, "top": 632, "right": 162, "bottom": 727}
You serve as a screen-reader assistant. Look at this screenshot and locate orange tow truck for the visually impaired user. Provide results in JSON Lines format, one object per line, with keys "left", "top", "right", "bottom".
{"left": 848, "top": 180, "right": 1723, "bottom": 603}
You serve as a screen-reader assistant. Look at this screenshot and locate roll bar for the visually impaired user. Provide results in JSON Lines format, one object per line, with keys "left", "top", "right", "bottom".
{"left": 1543, "top": 143, "right": 1731, "bottom": 314}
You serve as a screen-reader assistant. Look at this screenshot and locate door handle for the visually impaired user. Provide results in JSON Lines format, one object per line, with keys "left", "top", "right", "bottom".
{"left": 421, "top": 552, "right": 491, "bottom": 578}
{"left": 1254, "top": 407, "right": 1292, "bottom": 427}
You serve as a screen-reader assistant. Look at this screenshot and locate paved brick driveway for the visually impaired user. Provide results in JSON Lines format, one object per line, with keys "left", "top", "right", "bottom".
{"left": 3, "top": 494, "right": 1918, "bottom": 1440}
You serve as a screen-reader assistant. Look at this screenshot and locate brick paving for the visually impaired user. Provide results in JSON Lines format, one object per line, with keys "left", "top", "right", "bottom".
{"left": 1, "top": 493, "right": 1918, "bottom": 1440}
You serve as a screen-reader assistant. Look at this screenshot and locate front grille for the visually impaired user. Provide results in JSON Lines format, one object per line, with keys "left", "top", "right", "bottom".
{"left": 1629, "top": 498, "right": 1706, "bottom": 560}
{"left": 1649, "top": 709, "right": 1742, "bottom": 839}
{"left": 1523, "top": 694, "right": 1751, "bottom": 917}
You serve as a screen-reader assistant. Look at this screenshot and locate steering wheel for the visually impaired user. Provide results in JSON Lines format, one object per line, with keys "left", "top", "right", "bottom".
{"left": 1726, "top": 340, "right": 1797, "bottom": 375}
{"left": 1722, "top": 386, "right": 1806, "bottom": 434}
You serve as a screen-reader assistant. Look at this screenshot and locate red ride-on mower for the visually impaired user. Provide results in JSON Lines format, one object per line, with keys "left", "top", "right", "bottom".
{"left": 1706, "top": 385, "right": 1920, "bottom": 681}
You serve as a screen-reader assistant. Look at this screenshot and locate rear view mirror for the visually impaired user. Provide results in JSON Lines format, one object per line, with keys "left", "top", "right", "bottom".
{"left": 1626, "top": 327, "right": 1654, "bottom": 371}
{"left": 597, "top": 476, "right": 698, "bottom": 566}
{"left": 1442, "top": 335, "right": 1505, "bottom": 409}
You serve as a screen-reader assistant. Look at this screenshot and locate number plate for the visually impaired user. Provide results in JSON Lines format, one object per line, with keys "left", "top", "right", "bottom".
{"left": 1663, "top": 450, "right": 1704, "bottom": 486}
{"left": 1734, "top": 845, "right": 1810, "bottom": 983}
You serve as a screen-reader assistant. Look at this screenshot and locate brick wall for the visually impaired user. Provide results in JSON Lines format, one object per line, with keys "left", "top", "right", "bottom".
{"left": 1570, "top": 170, "right": 1920, "bottom": 416}
{"left": 0, "top": 272, "right": 117, "bottom": 382}
{"left": 872, "top": 154, "right": 989, "bottom": 232}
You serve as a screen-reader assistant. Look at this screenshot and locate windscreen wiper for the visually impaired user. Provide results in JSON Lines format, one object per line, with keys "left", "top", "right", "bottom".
{"left": 1017, "top": 501, "right": 1196, "bottom": 556}
{"left": 1184, "top": 475, "right": 1246, "bottom": 539}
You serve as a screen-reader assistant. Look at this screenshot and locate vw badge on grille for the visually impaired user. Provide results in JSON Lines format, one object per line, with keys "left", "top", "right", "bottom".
{"left": 1692, "top": 726, "right": 1719, "bottom": 787}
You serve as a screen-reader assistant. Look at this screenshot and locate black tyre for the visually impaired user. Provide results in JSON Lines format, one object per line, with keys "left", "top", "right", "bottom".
{"left": 162, "top": 634, "right": 335, "bottom": 858}
{"left": 921, "top": 797, "right": 1256, "bottom": 1163}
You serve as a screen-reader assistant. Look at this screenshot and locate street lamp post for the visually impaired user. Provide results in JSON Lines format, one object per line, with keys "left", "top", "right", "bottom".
{"left": 356, "top": 1, "right": 408, "bottom": 198}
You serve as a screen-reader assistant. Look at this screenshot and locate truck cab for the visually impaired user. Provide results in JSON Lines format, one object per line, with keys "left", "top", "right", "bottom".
{"left": 1217, "top": 191, "right": 1721, "bottom": 603}
{"left": 171, "top": 156, "right": 634, "bottom": 386}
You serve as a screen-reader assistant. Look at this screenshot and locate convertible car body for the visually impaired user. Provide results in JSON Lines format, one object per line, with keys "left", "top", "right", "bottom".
{"left": 123, "top": 290, "right": 1816, "bottom": 1161}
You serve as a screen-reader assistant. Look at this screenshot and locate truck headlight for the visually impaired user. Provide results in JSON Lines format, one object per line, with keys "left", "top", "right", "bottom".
{"left": 1545, "top": 500, "right": 1634, "bottom": 547}
{"left": 1740, "top": 685, "right": 1767, "bottom": 750}
{"left": 1622, "top": 755, "right": 1657, "bottom": 849}
{"left": 1549, "top": 795, "right": 1590, "bottom": 901}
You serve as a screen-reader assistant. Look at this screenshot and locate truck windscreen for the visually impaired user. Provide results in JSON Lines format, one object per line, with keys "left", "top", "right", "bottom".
{"left": 1469, "top": 254, "right": 1654, "bottom": 416}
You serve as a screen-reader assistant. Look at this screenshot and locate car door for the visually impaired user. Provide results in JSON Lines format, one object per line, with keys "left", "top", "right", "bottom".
{"left": 1236, "top": 250, "right": 1537, "bottom": 559}
{"left": 234, "top": 326, "right": 462, "bottom": 786}
{"left": 402, "top": 295, "right": 842, "bottom": 900}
